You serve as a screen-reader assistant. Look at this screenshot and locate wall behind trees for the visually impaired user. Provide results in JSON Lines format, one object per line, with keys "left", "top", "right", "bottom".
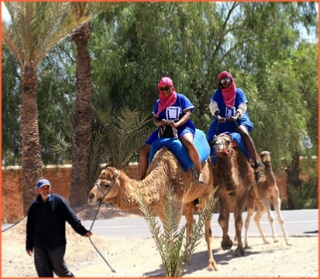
{"left": 2, "top": 164, "right": 140, "bottom": 223}
{"left": 1, "top": 164, "right": 290, "bottom": 223}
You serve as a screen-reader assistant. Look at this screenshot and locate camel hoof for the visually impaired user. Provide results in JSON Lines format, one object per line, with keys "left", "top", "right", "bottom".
{"left": 207, "top": 262, "right": 218, "bottom": 271}
{"left": 221, "top": 239, "right": 233, "bottom": 250}
{"left": 235, "top": 246, "right": 245, "bottom": 256}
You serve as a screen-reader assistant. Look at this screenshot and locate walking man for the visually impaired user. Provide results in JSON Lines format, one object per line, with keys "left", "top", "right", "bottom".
{"left": 26, "top": 178, "right": 92, "bottom": 277}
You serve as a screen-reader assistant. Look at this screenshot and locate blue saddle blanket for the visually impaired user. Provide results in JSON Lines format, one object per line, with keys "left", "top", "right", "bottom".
{"left": 148, "top": 129, "right": 210, "bottom": 172}
{"left": 210, "top": 132, "right": 251, "bottom": 164}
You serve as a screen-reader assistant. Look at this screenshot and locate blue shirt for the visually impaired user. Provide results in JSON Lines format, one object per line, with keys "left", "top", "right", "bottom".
{"left": 146, "top": 93, "right": 196, "bottom": 144}
{"left": 26, "top": 193, "right": 88, "bottom": 250}
{"left": 207, "top": 88, "right": 253, "bottom": 142}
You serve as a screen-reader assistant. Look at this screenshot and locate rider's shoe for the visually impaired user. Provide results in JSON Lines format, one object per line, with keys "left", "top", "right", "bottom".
{"left": 254, "top": 161, "right": 265, "bottom": 172}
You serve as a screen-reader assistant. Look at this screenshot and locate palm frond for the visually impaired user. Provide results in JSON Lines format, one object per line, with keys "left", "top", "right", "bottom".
{"left": 138, "top": 186, "right": 218, "bottom": 277}
{"left": 2, "top": 2, "right": 90, "bottom": 69}
{"left": 106, "top": 107, "right": 153, "bottom": 168}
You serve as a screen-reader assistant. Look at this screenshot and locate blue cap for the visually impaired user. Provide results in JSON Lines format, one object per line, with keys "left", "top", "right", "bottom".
{"left": 36, "top": 179, "right": 51, "bottom": 189}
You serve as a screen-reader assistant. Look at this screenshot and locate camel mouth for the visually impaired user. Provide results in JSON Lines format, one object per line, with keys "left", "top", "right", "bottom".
{"left": 88, "top": 198, "right": 101, "bottom": 206}
{"left": 216, "top": 149, "right": 232, "bottom": 157}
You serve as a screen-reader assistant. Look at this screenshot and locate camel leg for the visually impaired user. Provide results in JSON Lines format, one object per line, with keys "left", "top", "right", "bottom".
{"left": 243, "top": 192, "right": 255, "bottom": 248}
{"left": 184, "top": 202, "right": 195, "bottom": 238}
{"left": 204, "top": 217, "right": 217, "bottom": 271}
{"left": 260, "top": 198, "right": 276, "bottom": 242}
{"left": 254, "top": 198, "right": 269, "bottom": 244}
{"left": 218, "top": 195, "right": 233, "bottom": 251}
{"left": 233, "top": 191, "right": 248, "bottom": 256}
{"left": 273, "top": 197, "right": 292, "bottom": 246}
{"left": 202, "top": 197, "right": 218, "bottom": 271}
{"left": 185, "top": 199, "right": 217, "bottom": 271}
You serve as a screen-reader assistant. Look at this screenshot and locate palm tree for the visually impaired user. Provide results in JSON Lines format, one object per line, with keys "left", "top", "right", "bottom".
{"left": 2, "top": 2, "right": 88, "bottom": 214}
{"left": 67, "top": 2, "right": 119, "bottom": 206}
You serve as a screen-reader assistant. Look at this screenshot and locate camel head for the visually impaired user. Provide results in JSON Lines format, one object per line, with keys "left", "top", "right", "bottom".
{"left": 260, "top": 151, "right": 271, "bottom": 163}
{"left": 213, "top": 133, "right": 233, "bottom": 157}
{"left": 88, "top": 167, "right": 120, "bottom": 205}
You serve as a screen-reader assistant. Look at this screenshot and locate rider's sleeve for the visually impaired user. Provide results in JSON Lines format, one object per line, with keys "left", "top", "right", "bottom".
{"left": 236, "top": 102, "right": 247, "bottom": 118}
{"left": 152, "top": 100, "right": 160, "bottom": 116}
{"left": 209, "top": 99, "right": 219, "bottom": 116}
{"left": 179, "top": 94, "right": 194, "bottom": 113}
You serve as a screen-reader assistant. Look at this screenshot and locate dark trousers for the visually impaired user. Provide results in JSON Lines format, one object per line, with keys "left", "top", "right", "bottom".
{"left": 34, "top": 246, "right": 74, "bottom": 277}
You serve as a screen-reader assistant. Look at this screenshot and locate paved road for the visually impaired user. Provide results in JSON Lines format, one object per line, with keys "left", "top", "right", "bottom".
{"left": 3, "top": 209, "right": 318, "bottom": 238}
{"left": 82, "top": 209, "right": 318, "bottom": 238}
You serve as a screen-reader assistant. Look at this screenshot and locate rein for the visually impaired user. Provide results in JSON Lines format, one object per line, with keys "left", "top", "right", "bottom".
{"left": 88, "top": 169, "right": 120, "bottom": 273}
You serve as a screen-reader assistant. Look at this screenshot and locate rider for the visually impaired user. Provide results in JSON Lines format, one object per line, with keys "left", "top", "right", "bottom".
{"left": 207, "top": 71, "right": 264, "bottom": 172}
{"left": 139, "top": 77, "right": 204, "bottom": 184}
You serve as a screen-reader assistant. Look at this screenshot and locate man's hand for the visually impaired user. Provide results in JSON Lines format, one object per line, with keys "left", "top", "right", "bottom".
{"left": 26, "top": 250, "right": 33, "bottom": 256}
{"left": 84, "top": 231, "right": 92, "bottom": 237}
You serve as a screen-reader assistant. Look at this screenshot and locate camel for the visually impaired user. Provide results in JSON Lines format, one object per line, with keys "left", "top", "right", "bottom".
{"left": 244, "top": 151, "right": 291, "bottom": 246}
{"left": 212, "top": 132, "right": 262, "bottom": 256}
{"left": 88, "top": 147, "right": 218, "bottom": 271}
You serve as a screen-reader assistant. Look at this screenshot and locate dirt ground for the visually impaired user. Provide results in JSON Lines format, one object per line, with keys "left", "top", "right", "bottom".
{"left": 2, "top": 204, "right": 319, "bottom": 278}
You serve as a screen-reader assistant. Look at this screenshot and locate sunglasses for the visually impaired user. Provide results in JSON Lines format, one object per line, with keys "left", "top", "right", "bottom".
{"left": 160, "top": 85, "right": 171, "bottom": 91}
{"left": 220, "top": 77, "right": 232, "bottom": 84}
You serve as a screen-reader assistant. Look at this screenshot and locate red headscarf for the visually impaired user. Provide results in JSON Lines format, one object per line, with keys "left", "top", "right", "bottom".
{"left": 218, "top": 71, "right": 236, "bottom": 108}
{"left": 156, "top": 77, "right": 177, "bottom": 117}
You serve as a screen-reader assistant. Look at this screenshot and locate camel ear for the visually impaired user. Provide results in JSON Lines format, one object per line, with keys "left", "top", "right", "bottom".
{"left": 113, "top": 169, "right": 120, "bottom": 179}
{"left": 211, "top": 138, "right": 217, "bottom": 146}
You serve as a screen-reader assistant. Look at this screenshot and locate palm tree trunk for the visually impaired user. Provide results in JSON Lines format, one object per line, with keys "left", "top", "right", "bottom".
{"left": 21, "top": 64, "right": 43, "bottom": 214}
{"left": 70, "top": 23, "right": 93, "bottom": 207}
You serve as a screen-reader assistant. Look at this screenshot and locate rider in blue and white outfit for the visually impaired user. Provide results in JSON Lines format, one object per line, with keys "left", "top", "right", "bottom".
{"left": 139, "top": 77, "right": 204, "bottom": 183}
{"left": 207, "top": 71, "right": 264, "bottom": 172}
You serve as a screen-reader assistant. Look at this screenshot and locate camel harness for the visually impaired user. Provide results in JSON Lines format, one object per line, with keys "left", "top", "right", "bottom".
{"left": 87, "top": 169, "right": 120, "bottom": 274}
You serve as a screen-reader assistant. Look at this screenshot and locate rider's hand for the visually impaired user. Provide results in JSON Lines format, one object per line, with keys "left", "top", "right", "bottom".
{"left": 217, "top": 115, "right": 226, "bottom": 123}
{"left": 227, "top": 116, "right": 238, "bottom": 122}
{"left": 160, "top": 119, "right": 167, "bottom": 126}
{"left": 167, "top": 120, "right": 178, "bottom": 128}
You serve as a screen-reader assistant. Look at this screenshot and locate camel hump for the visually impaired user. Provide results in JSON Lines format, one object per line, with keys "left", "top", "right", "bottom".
{"left": 148, "top": 129, "right": 210, "bottom": 171}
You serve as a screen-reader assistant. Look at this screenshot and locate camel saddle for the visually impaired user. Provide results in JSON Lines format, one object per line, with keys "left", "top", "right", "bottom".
{"left": 148, "top": 129, "right": 210, "bottom": 172}
{"left": 210, "top": 132, "right": 251, "bottom": 164}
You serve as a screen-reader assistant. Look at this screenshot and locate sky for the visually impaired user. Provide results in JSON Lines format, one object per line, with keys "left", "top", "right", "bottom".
{"left": 1, "top": 2, "right": 318, "bottom": 42}
{"left": 2, "top": 2, "right": 10, "bottom": 23}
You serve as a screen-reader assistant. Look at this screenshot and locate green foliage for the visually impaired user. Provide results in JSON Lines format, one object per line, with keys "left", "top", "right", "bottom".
{"left": 2, "top": 2, "right": 85, "bottom": 69}
{"left": 137, "top": 187, "right": 218, "bottom": 277}
{"left": 37, "top": 40, "right": 76, "bottom": 165}
{"left": 2, "top": 2, "right": 317, "bottom": 197}
{"left": 289, "top": 177, "right": 318, "bottom": 209}
{"left": 87, "top": 103, "right": 153, "bottom": 187}
{"left": 2, "top": 45, "right": 21, "bottom": 166}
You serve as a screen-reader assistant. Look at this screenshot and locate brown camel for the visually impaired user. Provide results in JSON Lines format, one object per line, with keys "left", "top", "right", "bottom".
{"left": 212, "top": 133, "right": 261, "bottom": 256}
{"left": 88, "top": 147, "right": 218, "bottom": 271}
{"left": 244, "top": 151, "right": 291, "bottom": 246}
